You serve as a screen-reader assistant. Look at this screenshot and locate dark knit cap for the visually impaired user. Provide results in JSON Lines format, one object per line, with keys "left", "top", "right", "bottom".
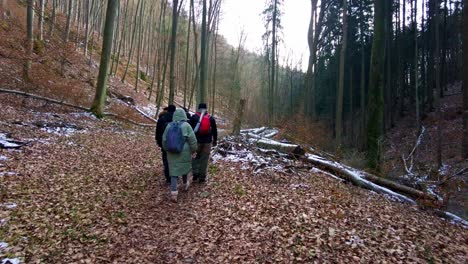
{"left": 167, "top": 105, "right": 176, "bottom": 112}
{"left": 198, "top": 103, "right": 207, "bottom": 110}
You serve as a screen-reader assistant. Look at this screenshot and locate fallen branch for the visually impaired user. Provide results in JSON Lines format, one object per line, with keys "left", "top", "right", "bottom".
{"left": 0, "top": 88, "right": 156, "bottom": 127}
{"left": 402, "top": 126, "right": 426, "bottom": 175}
{"left": 0, "top": 88, "right": 89, "bottom": 111}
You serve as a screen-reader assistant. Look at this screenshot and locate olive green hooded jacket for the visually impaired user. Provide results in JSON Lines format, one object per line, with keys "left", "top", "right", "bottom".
{"left": 162, "top": 108, "right": 198, "bottom": 176}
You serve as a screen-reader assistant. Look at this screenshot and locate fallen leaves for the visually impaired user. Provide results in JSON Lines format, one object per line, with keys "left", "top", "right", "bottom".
{"left": 0, "top": 99, "right": 467, "bottom": 263}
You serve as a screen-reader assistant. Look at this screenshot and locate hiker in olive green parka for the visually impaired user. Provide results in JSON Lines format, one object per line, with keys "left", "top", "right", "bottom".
{"left": 162, "top": 108, "right": 198, "bottom": 202}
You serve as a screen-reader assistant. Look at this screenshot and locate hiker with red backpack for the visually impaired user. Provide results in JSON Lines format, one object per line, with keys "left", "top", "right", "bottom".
{"left": 162, "top": 108, "right": 198, "bottom": 202}
{"left": 189, "top": 103, "right": 218, "bottom": 183}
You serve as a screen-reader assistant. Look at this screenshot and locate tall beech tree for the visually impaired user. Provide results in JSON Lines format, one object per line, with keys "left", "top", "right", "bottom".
{"left": 90, "top": 0, "right": 119, "bottom": 117}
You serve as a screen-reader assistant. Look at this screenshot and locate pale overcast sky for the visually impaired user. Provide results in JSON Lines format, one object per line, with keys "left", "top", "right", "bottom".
{"left": 218, "top": 0, "right": 310, "bottom": 70}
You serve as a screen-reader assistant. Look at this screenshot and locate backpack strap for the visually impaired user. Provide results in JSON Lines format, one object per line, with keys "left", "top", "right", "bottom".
{"left": 193, "top": 110, "right": 206, "bottom": 133}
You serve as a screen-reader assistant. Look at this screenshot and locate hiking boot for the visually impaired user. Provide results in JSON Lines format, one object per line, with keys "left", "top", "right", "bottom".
{"left": 170, "top": 191, "right": 178, "bottom": 203}
{"left": 192, "top": 174, "right": 199, "bottom": 182}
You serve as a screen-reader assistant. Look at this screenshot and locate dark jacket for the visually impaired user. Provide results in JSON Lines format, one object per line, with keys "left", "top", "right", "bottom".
{"left": 189, "top": 112, "right": 218, "bottom": 144}
{"left": 156, "top": 110, "right": 175, "bottom": 147}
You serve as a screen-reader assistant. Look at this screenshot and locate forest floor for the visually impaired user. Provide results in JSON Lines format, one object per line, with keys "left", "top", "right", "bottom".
{"left": 0, "top": 96, "right": 467, "bottom": 263}
{"left": 0, "top": 2, "right": 467, "bottom": 263}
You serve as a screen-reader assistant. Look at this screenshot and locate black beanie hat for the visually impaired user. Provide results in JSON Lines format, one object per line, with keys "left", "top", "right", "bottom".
{"left": 167, "top": 105, "right": 176, "bottom": 112}
{"left": 198, "top": 103, "right": 207, "bottom": 110}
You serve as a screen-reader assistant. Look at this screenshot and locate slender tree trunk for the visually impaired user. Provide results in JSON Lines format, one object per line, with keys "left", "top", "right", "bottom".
{"left": 23, "top": 0, "right": 34, "bottom": 80}
{"left": 198, "top": 0, "right": 208, "bottom": 106}
{"left": 38, "top": 0, "right": 44, "bottom": 41}
{"left": 113, "top": 0, "right": 129, "bottom": 76}
{"left": 64, "top": 0, "right": 73, "bottom": 43}
{"left": 168, "top": 0, "right": 181, "bottom": 104}
{"left": 183, "top": 0, "right": 193, "bottom": 107}
{"left": 122, "top": 0, "right": 141, "bottom": 83}
{"left": 367, "top": 0, "right": 386, "bottom": 170}
{"left": 415, "top": 0, "right": 420, "bottom": 131}
{"left": 335, "top": 0, "right": 348, "bottom": 146}
{"left": 360, "top": 0, "right": 367, "bottom": 149}
{"left": 49, "top": 0, "right": 56, "bottom": 35}
{"left": 90, "top": 0, "right": 118, "bottom": 117}
{"left": 135, "top": 0, "right": 145, "bottom": 92}
{"left": 269, "top": 0, "right": 278, "bottom": 125}
{"left": 434, "top": 0, "right": 442, "bottom": 168}
{"left": 462, "top": 0, "right": 468, "bottom": 158}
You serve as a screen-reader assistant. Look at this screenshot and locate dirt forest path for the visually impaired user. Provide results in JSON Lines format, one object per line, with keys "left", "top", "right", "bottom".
{"left": 1, "top": 97, "right": 467, "bottom": 263}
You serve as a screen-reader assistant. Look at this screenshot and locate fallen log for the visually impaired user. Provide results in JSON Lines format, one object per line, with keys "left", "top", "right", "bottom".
{"left": 304, "top": 154, "right": 438, "bottom": 203}
{"left": 256, "top": 138, "right": 305, "bottom": 156}
{"left": 304, "top": 154, "right": 415, "bottom": 204}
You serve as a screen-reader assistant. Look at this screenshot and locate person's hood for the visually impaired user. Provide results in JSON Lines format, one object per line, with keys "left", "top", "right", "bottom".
{"left": 173, "top": 108, "right": 188, "bottom": 122}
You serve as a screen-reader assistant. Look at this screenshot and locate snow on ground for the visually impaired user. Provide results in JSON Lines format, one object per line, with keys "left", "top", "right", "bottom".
{"left": 1, "top": 203, "right": 17, "bottom": 209}
{"left": 0, "top": 155, "right": 7, "bottom": 161}
{"left": 1, "top": 258, "right": 20, "bottom": 264}
{"left": 0, "top": 134, "right": 21, "bottom": 149}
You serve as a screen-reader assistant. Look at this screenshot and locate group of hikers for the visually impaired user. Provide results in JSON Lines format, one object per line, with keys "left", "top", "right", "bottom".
{"left": 155, "top": 103, "right": 218, "bottom": 202}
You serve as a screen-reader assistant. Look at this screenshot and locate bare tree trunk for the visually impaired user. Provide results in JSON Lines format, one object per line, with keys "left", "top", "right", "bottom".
{"left": 183, "top": 0, "right": 193, "bottom": 107}
{"left": 64, "top": 0, "right": 73, "bottom": 43}
{"left": 232, "top": 99, "right": 246, "bottom": 135}
{"left": 84, "top": 0, "right": 90, "bottom": 57}
{"left": 122, "top": 0, "right": 141, "bottom": 83}
{"left": 168, "top": 0, "right": 182, "bottom": 104}
{"left": 90, "top": 0, "right": 118, "bottom": 117}
{"left": 463, "top": 0, "right": 468, "bottom": 158}
{"left": 38, "top": 0, "right": 44, "bottom": 41}
{"left": 23, "top": 0, "right": 34, "bottom": 81}
{"left": 335, "top": 0, "right": 348, "bottom": 146}
{"left": 198, "top": 0, "right": 208, "bottom": 106}
{"left": 135, "top": 0, "right": 145, "bottom": 92}
{"left": 434, "top": 0, "right": 442, "bottom": 168}
{"left": 415, "top": 0, "right": 420, "bottom": 131}
{"left": 367, "top": 0, "right": 386, "bottom": 170}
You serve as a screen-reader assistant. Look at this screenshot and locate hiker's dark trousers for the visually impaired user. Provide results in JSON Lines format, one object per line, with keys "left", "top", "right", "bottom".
{"left": 162, "top": 149, "right": 170, "bottom": 182}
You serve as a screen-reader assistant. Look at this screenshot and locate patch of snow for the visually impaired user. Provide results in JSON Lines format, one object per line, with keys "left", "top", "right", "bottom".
{"left": 439, "top": 164, "right": 449, "bottom": 176}
{"left": 0, "top": 172, "right": 16, "bottom": 177}
{"left": 1, "top": 203, "right": 17, "bottom": 209}
{"left": 0, "top": 219, "right": 7, "bottom": 227}
{"left": 140, "top": 105, "right": 158, "bottom": 118}
{"left": 0, "top": 242, "right": 7, "bottom": 251}
{"left": 69, "top": 112, "right": 97, "bottom": 119}
{"left": 40, "top": 127, "right": 78, "bottom": 137}
{"left": 290, "top": 183, "right": 309, "bottom": 189}
{"left": 1, "top": 258, "right": 21, "bottom": 264}
{"left": 0, "top": 134, "right": 21, "bottom": 149}
{"left": 0, "top": 155, "right": 7, "bottom": 161}
{"left": 426, "top": 185, "right": 443, "bottom": 201}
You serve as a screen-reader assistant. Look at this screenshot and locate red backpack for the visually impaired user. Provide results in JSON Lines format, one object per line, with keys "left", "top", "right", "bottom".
{"left": 197, "top": 112, "right": 211, "bottom": 135}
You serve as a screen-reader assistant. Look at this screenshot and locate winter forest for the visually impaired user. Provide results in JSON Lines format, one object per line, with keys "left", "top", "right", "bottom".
{"left": 0, "top": 0, "right": 467, "bottom": 262}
